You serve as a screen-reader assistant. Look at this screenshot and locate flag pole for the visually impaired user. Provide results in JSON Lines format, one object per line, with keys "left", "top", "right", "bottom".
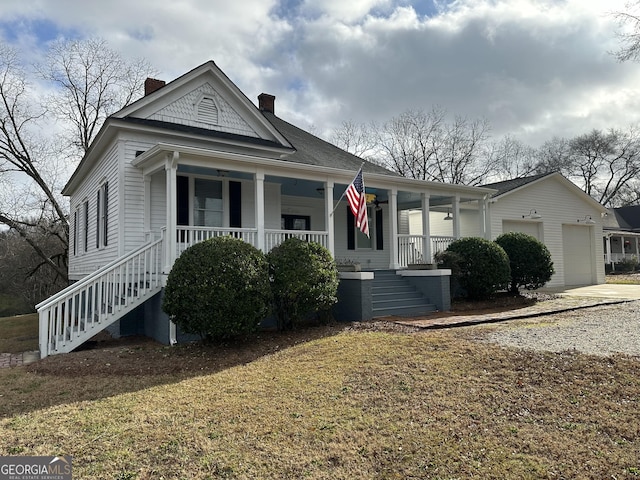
{"left": 330, "top": 162, "right": 365, "bottom": 217}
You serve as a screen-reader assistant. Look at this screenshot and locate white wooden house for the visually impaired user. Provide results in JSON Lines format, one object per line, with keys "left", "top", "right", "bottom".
{"left": 410, "top": 172, "right": 607, "bottom": 287}
{"left": 603, "top": 205, "right": 640, "bottom": 268}
{"left": 484, "top": 173, "right": 606, "bottom": 287}
{"left": 36, "top": 61, "right": 496, "bottom": 358}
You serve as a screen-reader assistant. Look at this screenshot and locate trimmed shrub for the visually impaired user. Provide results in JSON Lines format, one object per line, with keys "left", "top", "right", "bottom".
{"left": 162, "top": 236, "right": 271, "bottom": 341}
{"left": 443, "top": 237, "right": 511, "bottom": 300}
{"left": 267, "top": 238, "right": 339, "bottom": 330}
{"left": 495, "top": 232, "right": 555, "bottom": 293}
{"left": 615, "top": 257, "right": 638, "bottom": 273}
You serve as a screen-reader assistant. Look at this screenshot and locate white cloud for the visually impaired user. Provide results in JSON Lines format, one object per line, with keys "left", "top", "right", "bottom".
{"left": 0, "top": 0, "right": 638, "bottom": 148}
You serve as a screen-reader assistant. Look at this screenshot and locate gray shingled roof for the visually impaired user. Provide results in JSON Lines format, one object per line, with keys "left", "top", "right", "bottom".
{"left": 606, "top": 205, "right": 640, "bottom": 231}
{"left": 481, "top": 173, "right": 552, "bottom": 197}
{"left": 262, "top": 111, "right": 396, "bottom": 176}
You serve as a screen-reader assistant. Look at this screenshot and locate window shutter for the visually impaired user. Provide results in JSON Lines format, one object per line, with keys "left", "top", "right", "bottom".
{"left": 376, "top": 208, "right": 384, "bottom": 250}
{"left": 347, "top": 207, "right": 355, "bottom": 250}
{"left": 229, "top": 181, "right": 242, "bottom": 228}
{"left": 103, "top": 183, "right": 108, "bottom": 246}
{"left": 96, "top": 190, "right": 100, "bottom": 249}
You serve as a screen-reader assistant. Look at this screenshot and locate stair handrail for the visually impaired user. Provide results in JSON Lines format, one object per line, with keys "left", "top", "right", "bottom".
{"left": 36, "top": 234, "right": 164, "bottom": 311}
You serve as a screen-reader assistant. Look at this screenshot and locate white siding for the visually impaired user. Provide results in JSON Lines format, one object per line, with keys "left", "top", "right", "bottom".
{"left": 148, "top": 83, "right": 258, "bottom": 137}
{"left": 489, "top": 176, "right": 605, "bottom": 287}
{"left": 122, "top": 139, "right": 151, "bottom": 252}
{"left": 150, "top": 170, "right": 166, "bottom": 234}
{"left": 334, "top": 204, "right": 389, "bottom": 270}
{"left": 68, "top": 142, "right": 120, "bottom": 280}
{"left": 280, "top": 195, "right": 325, "bottom": 230}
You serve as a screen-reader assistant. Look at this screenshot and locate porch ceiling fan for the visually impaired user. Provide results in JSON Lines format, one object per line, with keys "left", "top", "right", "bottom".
{"left": 366, "top": 194, "right": 388, "bottom": 211}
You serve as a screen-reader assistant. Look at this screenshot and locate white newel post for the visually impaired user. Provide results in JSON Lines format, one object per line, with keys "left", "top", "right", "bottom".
{"left": 389, "top": 188, "right": 399, "bottom": 270}
{"left": 605, "top": 236, "right": 611, "bottom": 265}
{"left": 325, "top": 180, "right": 335, "bottom": 257}
{"left": 421, "top": 192, "right": 431, "bottom": 263}
{"left": 255, "top": 169, "right": 265, "bottom": 251}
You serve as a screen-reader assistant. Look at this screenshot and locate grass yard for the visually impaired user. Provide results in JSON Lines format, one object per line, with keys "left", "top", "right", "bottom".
{"left": 0, "top": 313, "right": 38, "bottom": 353}
{"left": 0, "top": 321, "right": 639, "bottom": 479}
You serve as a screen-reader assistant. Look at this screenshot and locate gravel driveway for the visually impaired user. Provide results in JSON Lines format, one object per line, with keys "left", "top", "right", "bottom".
{"left": 484, "top": 300, "right": 640, "bottom": 357}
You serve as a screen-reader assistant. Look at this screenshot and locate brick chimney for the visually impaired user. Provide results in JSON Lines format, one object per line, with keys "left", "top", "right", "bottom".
{"left": 258, "top": 93, "right": 275, "bottom": 114}
{"left": 144, "top": 78, "right": 166, "bottom": 96}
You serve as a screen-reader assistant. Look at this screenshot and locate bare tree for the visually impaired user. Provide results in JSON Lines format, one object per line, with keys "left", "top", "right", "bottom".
{"left": 38, "top": 38, "right": 155, "bottom": 156}
{"left": 612, "top": 1, "right": 640, "bottom": 62}
{"left": 0, "top": 38, "right": 154, "bottom": 287}
{"left": 330, "top": 120, "right": 378, "bottom": 160}
{"left": 535, "top": 128, "right": 640, "bottom": 207}
{"left": 484, "top": 135, "right": 540, "bottom": 182}
{"left": 366, "top": 107, "right": 495, "bottom": 185}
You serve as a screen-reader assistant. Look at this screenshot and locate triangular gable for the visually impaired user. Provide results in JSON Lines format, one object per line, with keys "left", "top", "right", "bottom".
{"left": 114, "top": 61, "right": 292, "bottom": 148}
{"left": 489, "top": 172, "right": 607, "bottom": 213}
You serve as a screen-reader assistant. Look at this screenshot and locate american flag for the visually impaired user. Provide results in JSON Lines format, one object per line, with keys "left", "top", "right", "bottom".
{"left": 346, "top": 167, "right": 369, "bottom": 237}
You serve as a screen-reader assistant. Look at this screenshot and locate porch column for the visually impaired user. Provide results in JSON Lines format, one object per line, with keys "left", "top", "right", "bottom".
{"left": 325, "top": 180, "right": 335, "bottom": 257}
{"left": 479, "top": 195, "right": 489, "bottom": 239}
{"left": 255, "top": 169, "right": 265, "bottom": 251}
{"left": 164, "top": 151, "right": 178, "bottom": 273}
{"left": 622, "top": 235, "right": 626, "bottom": 259}
{"left": 452, "top": 194, "right": 461, "bottom": 239}
{"left": 144, "top": 175, "right": 151, "bottom": 239}
{"left": 421, "top": 193, "right": 431, "bottom": 263}
{"left": 605, "top": 236, "right": 612, "bottom": 265}
{"left": 636, "top": 237, "right": 639, "bottom": 259}
{"left": 389, "top": 188, "right": 399, "bottom": 270}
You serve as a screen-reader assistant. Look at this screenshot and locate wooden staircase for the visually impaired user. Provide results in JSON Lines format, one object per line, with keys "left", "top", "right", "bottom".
{"left": 37, "top": 237, "right": 164, "bottom": 358}
{"left": 372, "top": 270, "right": 437, "bottom": 317}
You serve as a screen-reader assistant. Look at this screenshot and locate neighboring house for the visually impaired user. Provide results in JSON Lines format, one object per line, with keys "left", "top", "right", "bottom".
{"left": 37, "top": 61, "right": 495, "bottom": 358}
{"left": 484, "top": 173, "right": 607, "bottom": 287}
{"left": 603, "top": 205, "right": 640, "bottom": 267}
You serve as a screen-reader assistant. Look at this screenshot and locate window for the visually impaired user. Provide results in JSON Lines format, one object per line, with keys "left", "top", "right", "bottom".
{"left": 194, "top": 178, "right": 222, "bottom": 227}
{"left": 97, "top": 182, "right": 108, "bottom": 248}
{"left": 356, "top": 206, "right": 373, "bottom": 249}
{"left": 281, "top": 215, "right": 310, "bottom": 231}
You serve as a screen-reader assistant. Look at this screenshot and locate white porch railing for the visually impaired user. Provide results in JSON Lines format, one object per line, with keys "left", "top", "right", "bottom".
{"left": 37, "top": 236, "right": 164, "bottom": 358}
{"left": 397, "top": 234, "right": 455, "bottom": 267}
{"left": 176, "top": 226, "right": 259, "bottom": 256}
{"left": 264, "top": 229, "right": 329, "bottom": 252}
{"left": 605, "top": 253, "right": 638, "bottom": 264}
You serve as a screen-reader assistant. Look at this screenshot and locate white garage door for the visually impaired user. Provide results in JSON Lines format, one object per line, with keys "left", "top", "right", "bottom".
{"left": 502, "top": 220, "right": 541, "bottom": 240}
{"left": 562, "top": 225, "right": 593, "bottom": 286}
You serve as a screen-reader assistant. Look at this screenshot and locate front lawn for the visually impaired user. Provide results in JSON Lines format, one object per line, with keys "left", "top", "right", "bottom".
{"left": 0, "top": 313, "right": 38, "bottom": 353}
{"left": 1, "top": 323, "right": 639, "bottom": 479}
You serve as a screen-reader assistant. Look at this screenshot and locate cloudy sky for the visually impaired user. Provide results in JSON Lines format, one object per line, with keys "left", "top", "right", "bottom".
{"left": 0, "top": 0, "right": 638, "bottom": 147}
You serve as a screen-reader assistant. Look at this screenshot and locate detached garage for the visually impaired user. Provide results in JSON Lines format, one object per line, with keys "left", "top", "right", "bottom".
{"left": 483, "top": 173, "right": 607, "bottom": 287}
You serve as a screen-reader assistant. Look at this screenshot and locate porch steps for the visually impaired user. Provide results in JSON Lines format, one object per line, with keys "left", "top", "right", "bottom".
{"left": 371, "top": 270, "right": 437, "bottom": 317}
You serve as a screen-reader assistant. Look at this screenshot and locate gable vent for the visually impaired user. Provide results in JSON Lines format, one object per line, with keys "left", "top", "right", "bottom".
{"left": 198, "top": 97, "right": 219, "bottom": 125}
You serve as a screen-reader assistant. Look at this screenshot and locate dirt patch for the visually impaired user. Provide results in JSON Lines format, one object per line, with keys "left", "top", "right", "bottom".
{"left": 29, "top": 294, "right": 550, "bottom": 377}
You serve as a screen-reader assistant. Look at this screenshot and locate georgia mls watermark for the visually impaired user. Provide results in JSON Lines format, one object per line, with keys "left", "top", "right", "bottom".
{"left": 0, "top": 456, "right": 72, "bottom": 480}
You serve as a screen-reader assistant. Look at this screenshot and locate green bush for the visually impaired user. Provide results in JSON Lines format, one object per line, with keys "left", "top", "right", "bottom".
{"left": 267, "top": 238, "right": 339, "bottom": 330}
{"left": 162, "top": 236, "right": 271, "bottom": 341}
{"left": 443, "top": 237, "right": 511, "bottom": 300}
{"left": 615, "top": 257, "right": 638, "bottom": 273}
{"left": 495, "top": 232, "right": 555, "bottom": 293}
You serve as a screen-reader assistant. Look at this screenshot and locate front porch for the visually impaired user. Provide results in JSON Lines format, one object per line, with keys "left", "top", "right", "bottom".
{"left": 604, "top": 232, "right": 640, "bottom": 267}
{"left": 170, "top": 225, "right": 456, "bottom": 269}
{"left": 134, "top": 145, "right": 494, "bottom": 273}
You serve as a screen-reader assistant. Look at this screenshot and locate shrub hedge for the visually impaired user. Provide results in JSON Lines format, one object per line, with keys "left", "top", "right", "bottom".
{"left": 495, "top": 231, "right": 554, "bottom": 293}
{"left": 267, "top": 238, "right": 339, "bottom": 330}
{"left": 443, "top": 237, "right": 511, "bottom": 300}
{"left": 162, "top": 236, "right": 271, "bottom": 341}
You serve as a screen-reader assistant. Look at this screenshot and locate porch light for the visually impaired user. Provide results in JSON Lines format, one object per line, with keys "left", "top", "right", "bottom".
{"left": 444, "top": 209, "right": 453, "bottom": 220}
{"left": 578, "top": 215, "right": 595, "bottom": 225}
{"left": 316, "top": 187, "right": 325, "bottom": 195}
{"left": 522, "top": 209, "right": 541, "bottom": 219}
